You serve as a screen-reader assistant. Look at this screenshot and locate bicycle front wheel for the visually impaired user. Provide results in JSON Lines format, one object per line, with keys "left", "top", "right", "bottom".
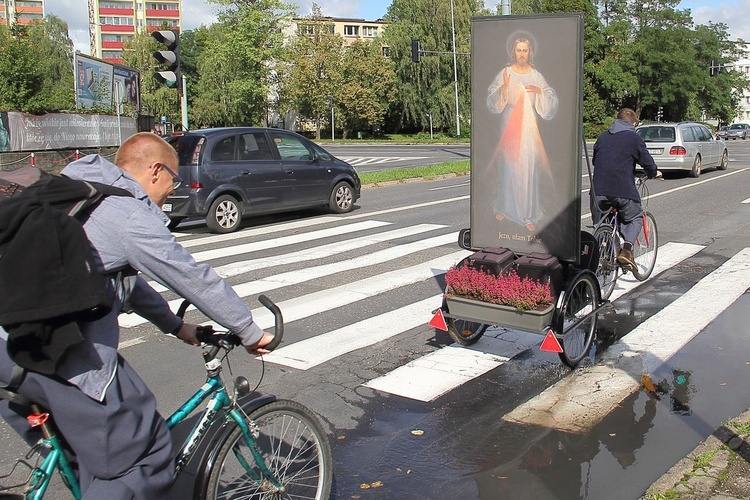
{"left": 631, "top": 212, "right": 658, "bottom": 281}
{"left": 592, "top": 224, "right": 618, "bottom": 300}
{"left": 202, "top": 400, "right": 332, "bottom": 500}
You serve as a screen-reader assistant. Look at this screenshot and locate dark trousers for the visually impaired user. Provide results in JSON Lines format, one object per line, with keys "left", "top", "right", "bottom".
{"left": 0, "top": 343, "right": 175, "bottom": 499}
{"left": 592, "top": 195, "right": 644, "bottom": 245}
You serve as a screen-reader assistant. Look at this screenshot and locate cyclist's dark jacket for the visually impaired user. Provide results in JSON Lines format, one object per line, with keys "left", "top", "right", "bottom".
{"left": 592, "top": 119, "right": 657, "bottom": 201}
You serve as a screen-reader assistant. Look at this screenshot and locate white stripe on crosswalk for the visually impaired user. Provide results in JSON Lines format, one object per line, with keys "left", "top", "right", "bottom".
{"left": 503, "top": 247, "right": 750, "bottom": 434}
{"left": 149, "top": 224, "right": 448, "bottom": 293}
{"left": 121, "top": 241, "right": 467, "bottom": 327}
{"left": 172, "top": 216, "right": 343, "bottom": 246}
{"left": 191, "top": 220, "right": 391, "bottom": 262}
{"left": 339, "top": 157, "right": 429, "bottom": 166}
{"left": 364, "top": 330, "right": 540, "bottom": 401}
{"left": 362, "top": 242, "right": 704, "bottom": 402}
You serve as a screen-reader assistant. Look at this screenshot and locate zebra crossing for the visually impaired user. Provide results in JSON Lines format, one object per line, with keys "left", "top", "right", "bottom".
{"left": 338, "top": 156, "right": 429, "bottom": 167}
{"left": 119, "top": 215, "right": 750, "bottom": 412}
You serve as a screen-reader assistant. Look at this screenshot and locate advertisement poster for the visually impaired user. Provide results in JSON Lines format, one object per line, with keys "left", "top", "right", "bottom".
{"left": 113, "top": 65, "right": 140, "bottom": 113}
{"left": 4, "top": 112, "right": 136, "bottom": 151}
{"left": 75, "top": 53, "right": 114, "bottom": 109}
{"left": 470, "top": 14, "right": 584, "bottom": 262}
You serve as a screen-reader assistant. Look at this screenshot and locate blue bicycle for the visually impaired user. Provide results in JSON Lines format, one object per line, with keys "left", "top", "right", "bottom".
{"left": 0, "top": 295, "right": 333, "bottom": 499}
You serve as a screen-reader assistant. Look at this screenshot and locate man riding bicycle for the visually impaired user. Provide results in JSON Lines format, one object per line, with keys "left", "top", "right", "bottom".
{"left": 592, "top": 108, "right": 661, "bottom": 270}
{"left": 0, "top": 133, "right": 273, "bottom": 498}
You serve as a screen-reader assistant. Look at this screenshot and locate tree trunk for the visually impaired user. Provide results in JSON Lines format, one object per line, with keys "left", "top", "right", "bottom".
{"left": 315, "top": 114, "right": 321, "bottom": 140}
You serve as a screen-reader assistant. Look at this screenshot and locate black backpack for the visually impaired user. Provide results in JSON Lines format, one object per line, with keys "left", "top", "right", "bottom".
{"left": 0, "top": 165, "right": 133, "bottom": 375}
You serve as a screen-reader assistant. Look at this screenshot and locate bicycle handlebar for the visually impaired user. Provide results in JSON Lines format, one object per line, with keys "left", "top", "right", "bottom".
{"left": 175, "top": 294, "right": 284, "bottom": 354}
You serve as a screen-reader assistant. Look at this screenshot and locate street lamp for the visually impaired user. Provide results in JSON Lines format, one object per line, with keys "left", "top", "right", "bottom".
{"left": 450, "top": 0, "right": 460, "bottom": 139}
{"left": 426, "top": 111, "right": 433, "bottom": 140}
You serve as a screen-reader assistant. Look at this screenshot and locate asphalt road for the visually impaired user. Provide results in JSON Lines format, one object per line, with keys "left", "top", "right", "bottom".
{"left": 1, "top": 140, "right": 749, "bottom": 499}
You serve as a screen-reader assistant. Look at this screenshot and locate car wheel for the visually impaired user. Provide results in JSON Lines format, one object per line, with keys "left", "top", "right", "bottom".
{"left": 167, "top": 217, "right": 184, "bottom": 230}
{"left": 206, "top": 195, "right": 242, "bottom": 233}
{"left": 329, "top": 181, "right": 355, "bottom": 214}
{"left": 718, "top": 150, "right": 728, "bottom": 170}
{"left": 690, "top": 155, "right": 701, "bottom": 178}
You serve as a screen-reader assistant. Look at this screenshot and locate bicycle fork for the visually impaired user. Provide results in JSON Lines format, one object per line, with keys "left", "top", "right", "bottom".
{"left": 228, "top": 408, "right": 285, "bottom": 493}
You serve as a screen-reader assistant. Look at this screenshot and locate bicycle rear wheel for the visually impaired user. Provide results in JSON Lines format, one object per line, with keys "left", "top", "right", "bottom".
{"left": 202, "top": 400, "right": 332, "bottom": 500}
{"left": 446, "top": 317, "right": 488, "bottom": 346}
{"left": 631, "top": 212, "right": 658, "bottom": 281}
{"left": 592, "top": 224, "right": 618, "bottom": 300}
{"left": 557, "top": 272, "right": 598, "bottom": 368}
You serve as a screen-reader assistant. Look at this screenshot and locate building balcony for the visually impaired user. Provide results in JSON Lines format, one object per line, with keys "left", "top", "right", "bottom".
{"left": 99, "top": 8, "right": 134, "bottom": 16}
{"left": 101, "top": 25, "right": 135, "bottom": 33}
{"left": 146, "top": 9, "right": 180, "bottom": 18}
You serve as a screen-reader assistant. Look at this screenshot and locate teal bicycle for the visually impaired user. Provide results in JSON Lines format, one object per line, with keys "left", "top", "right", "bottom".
{"left": 0, "top": 295, "right": 333, "bottom": 500}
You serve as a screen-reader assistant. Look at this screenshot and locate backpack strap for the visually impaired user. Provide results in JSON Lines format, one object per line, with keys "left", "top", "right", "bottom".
{"left": 0, "top": 364, "right": 31, "bottom": 406}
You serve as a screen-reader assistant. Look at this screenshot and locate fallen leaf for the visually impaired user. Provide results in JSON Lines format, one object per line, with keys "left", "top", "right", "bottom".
{"left": 396, "top": 468, "right": 402, "bottom": 473}
{"left": 337, "top": 435, "right": 346, "bottom": 440}
{"left": 609, "top": 433, "right": 616, "bottom": 437}
{"left": 371, "top": 481, "right": 383, "bottom": 488}
{"left": 406, "top": 469, "right": 412, "bottom": 474}
{"left": 360, "top": 484, "right": 371, "bottom": 490}
{"left": 720, "top": 382, "right": 729, "bottom": 386}
{"left": 411, "top": 429, "right": 425, "bottom": 436}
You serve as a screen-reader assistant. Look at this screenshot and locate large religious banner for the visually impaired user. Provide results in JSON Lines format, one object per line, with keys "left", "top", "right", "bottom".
{"left": 470, "top": 14, "right": 584, "bottom": 263}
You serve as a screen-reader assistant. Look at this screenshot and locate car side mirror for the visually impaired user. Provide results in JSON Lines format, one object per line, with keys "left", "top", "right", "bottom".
{"left": 458, "top": 228, "right": 472, "bottom": 250}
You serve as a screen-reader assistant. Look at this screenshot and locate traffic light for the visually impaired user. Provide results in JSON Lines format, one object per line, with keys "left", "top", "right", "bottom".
{"left": 411, "top": 39, "right": 421, "bottom": 63}
{"left": 151, "top": 29, "right": 180, "bottom": 90}
{"left": 656, "top": 106, "right": 663, "bottom": 122}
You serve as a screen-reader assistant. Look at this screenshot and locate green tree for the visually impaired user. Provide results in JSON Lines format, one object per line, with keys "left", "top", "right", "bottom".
{"left": 384, "top": 0, "right": 487, "bottom": 136}
{"left": 337, "top": 40, "right": 397, "bottom": 138}
{"left": 0, "top": 16, "right": 74, "bottom": 113}
{"left": 278, "top": 5, "right": 344, "bottom": 138}
{"left": 189, "top": 0, "right": 294, "bottom": 127}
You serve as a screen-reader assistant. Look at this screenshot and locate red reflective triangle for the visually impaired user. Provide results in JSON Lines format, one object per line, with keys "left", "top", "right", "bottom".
{"left": 540, "top": 330, "right": 563, "bottom": 353}
{"left": 428, "top": 309, "right": 448, "bottom": 331}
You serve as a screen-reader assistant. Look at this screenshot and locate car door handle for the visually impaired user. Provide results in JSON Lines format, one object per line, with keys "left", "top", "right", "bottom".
{"left": 240, "top": 170, "right": 251, "bottom": 175}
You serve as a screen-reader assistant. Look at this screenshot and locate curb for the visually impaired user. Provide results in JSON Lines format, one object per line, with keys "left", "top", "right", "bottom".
{"left": 642, "top": 407, "right": 750, "bottom": 499}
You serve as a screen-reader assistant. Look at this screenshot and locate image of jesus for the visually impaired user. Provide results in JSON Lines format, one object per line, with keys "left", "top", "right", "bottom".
{"left": 486, "top": 34, "right": 558, "bottom": 232}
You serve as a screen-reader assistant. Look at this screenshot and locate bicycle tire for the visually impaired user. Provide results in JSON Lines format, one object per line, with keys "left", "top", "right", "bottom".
{"left": 631, "top": 212, "right": 658, "bottom": 281}
{"left": 592, "top": 224, "right": 618, "bottom": 300}
{"left": 557, "top": 272, "right": 598, "bottom": 368}
{"left": 202, "top": 400, "right": 332, "bottom": 500}
{"left": 446, "top": 317, "right": 489, "bottom": 346}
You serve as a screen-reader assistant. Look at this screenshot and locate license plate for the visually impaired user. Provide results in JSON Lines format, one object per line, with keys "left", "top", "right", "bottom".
{"left": 647, "top": 148, "right": 663, "bottom": 155}
{"left": 162, "top": 203, "right": 172, "bottom": 212}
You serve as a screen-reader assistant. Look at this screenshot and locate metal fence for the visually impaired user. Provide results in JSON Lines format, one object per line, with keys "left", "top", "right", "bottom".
{"left": 0, "top": 147, "right": 119, "bottom": 175}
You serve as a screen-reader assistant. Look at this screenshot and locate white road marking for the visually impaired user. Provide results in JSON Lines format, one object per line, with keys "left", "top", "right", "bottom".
{"left": 503, "top": 247, "right": 750, "bottom": 434}
{"left": 364, "top": 330, "right": 540, "bottom": 402}
{"left": 148, "top": 224, "right": 447, "bottom": 292}
{"left": 361, "top": 242, "right": 703, "bottom": 402}
{"left": 339, "top": 157, "right": 429, "bottom": 166}
{"left": 120, "top": 244, "right": 467, "bottom": 328}
{"left": 191, "top": 220, "right": 391, "bottom": 261}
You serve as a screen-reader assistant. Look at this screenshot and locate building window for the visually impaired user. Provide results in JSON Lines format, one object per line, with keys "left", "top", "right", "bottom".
{"left": 146, "top": 18, "right": 178, "bottom": 27}
{"left": 344, "top": 25, "right": 359, "bottom": 37}
{"left": 381, "top": 46, "right": 391, "bottom": 58}
{"left": 99, "top": 16, "right": 134, "bottom": 26}
{"left": 362, "top": 26, "right": 376, "bottom": 37}
{"left": 146, "top": 3, "right": 179, "bottom": 10}
{"left": 102, "top": 50, "right": 124, "bottom": 59}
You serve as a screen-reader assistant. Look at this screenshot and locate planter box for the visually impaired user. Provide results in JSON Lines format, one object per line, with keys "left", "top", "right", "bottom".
{"left": 445, "top": 295, "right": 555, "bottom": 333}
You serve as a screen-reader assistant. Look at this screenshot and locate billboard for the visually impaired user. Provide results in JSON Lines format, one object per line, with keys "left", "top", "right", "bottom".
{"left": 75, "top": 53, "right": 114, "bottom": 109}
{"left": 113, "top": 65, "right": 140, "bottom": 114}
{"left": 470, "top": 14, "right": 584, "bottom": 262}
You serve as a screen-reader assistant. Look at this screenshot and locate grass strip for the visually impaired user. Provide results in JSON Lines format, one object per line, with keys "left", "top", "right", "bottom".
{"left": 359, "top": 159, "right": 470, "bottom": 185}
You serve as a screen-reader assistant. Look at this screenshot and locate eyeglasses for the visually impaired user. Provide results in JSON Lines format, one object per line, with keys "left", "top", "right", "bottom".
{"left": 158, "top": 163, "right": 183, "bottom": 190}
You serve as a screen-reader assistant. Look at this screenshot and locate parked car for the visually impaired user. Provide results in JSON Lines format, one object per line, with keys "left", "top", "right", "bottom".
{"left": 635, "top": 122, "right": 728, "bottom": 178}
{"left": 725, "top": 123, "right": 749, "bottom": 140}
{"left": 163, "top": 127, "right": 361, "bottom": 233}
{"left": 716, "top": 126, "right": 730, "bottom": 140}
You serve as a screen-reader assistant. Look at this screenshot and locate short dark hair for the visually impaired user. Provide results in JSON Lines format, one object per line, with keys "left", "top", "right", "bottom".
{"left": 617, "top": 108, "right": 638, "bottom": 125}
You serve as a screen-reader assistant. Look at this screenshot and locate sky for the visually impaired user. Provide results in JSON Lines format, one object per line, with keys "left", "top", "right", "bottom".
{"left": 44, "top": 0, "right": 749, "bottom": 56}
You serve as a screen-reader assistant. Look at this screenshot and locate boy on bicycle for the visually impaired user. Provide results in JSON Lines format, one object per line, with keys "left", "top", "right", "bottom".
{"left": 591, "top": 108, "right": 661, "bottom": 270}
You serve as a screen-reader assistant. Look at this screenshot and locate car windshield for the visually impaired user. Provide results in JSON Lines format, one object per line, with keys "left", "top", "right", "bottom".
{"left": 730, "top": 124, "right": 745, "bottom": 130}
{"left": 637, "top": 126, "right": 675, "bottom": 143}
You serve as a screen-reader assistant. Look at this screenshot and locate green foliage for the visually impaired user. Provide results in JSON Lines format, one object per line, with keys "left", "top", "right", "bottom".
{"left": 0, "top": 16, "right": 74, "bottom": 113}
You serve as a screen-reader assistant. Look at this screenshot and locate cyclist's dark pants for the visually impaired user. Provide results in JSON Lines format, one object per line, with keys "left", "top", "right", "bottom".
{"left": 0, "top": 342, "right": 174, "bottom": 500}
{"left": 593, "top": 195, "right": 643, "bottom": 245}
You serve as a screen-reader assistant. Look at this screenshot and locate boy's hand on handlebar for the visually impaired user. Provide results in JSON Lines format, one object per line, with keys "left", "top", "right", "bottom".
{"left": 176, "top": 323, "right": 202, "bottom": 346}
{"left": 245, "top": 332, "right": 275, "bottom": 355}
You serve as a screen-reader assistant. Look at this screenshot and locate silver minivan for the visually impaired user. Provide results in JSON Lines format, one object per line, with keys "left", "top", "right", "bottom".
{"left": 636, "top": 122, "right": 728, "bottom": 178}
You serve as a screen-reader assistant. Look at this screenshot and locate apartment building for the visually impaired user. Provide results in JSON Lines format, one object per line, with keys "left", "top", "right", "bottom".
{"left": 89, "top": 0, "right": 181, "bottom": 65}
{"left": 286, "top": 16, "right": 388, "bottom": 49}
{"left": 731, "top": 47, "right": 750, "bottom": 123}
{"left": 0, "top": 0, "right": 45, "bottom": 25}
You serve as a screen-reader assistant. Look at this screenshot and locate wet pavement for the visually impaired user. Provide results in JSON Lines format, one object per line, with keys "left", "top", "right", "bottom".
{"left": 331, "top": 293, "right": 750, "bottom": 499}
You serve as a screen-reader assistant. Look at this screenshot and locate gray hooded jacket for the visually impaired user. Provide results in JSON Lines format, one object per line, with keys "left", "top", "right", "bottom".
{"left": 52, "top": 155, "right": 264, "bottom": 401}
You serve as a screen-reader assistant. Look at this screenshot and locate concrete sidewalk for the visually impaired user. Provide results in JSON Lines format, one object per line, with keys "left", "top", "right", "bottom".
{"left": 642, "top": 407, "right": 750, "bottom": 499}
